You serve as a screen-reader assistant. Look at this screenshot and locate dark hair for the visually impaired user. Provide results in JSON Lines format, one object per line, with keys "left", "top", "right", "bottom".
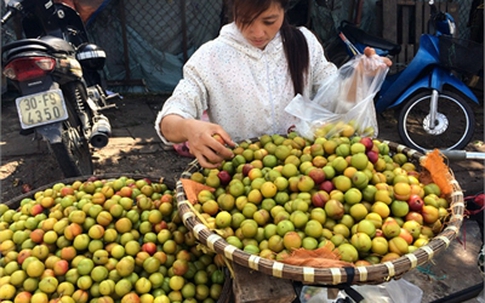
{"left": 229, "top": 0, "right": 310, "bottom": 95}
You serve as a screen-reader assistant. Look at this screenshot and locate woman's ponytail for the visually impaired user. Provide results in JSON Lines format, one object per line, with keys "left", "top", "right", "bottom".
{"left": 280, "top": 19, "right": 309, "bottom": 95}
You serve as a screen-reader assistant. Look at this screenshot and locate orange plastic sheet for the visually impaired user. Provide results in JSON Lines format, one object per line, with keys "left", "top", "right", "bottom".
{"left": 420, "top": 149, "right": 453, "bottom": 196}
{"left": 181, "top": 179, "right": 215, "bottom": 205}
{"left": 280, "top": 242, "right": 355, "bottom": 268}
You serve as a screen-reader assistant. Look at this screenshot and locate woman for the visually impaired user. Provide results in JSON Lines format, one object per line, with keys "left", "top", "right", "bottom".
{"left": 156, "top": 0, "right": 387, "bottom": 168}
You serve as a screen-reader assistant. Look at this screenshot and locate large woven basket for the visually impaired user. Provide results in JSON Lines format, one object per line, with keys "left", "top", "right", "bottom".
{"left": 176, "top": 140, "right": 465, "bottom": 285}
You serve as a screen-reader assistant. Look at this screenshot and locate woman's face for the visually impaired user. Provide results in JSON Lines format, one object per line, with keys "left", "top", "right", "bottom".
{"left": 237, "top": 2, "right": 285, "bottom": 50}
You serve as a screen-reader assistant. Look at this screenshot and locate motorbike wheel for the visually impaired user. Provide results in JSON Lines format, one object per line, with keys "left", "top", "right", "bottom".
{"left": 397, "top": 90, "right": 475, "bottom": 152}
{"left": 50, "top": 82, "right": 94, "bottom": 177}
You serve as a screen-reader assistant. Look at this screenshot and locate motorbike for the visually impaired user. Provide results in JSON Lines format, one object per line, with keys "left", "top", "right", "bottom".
{"left": 1, "top": 0, "right": 118, "bottom": 177}
{"left": 324, "top": 0, "right": 482, "bottom": 152}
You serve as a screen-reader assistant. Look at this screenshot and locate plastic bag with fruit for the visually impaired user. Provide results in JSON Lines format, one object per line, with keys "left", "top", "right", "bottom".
{"left": 285, "top": 52, "right": 388, "bottom": 140}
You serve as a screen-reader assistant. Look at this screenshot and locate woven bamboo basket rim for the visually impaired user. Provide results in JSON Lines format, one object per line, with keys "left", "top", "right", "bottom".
{"left": 176, "top": 139, "right": 465, "bottom": 285}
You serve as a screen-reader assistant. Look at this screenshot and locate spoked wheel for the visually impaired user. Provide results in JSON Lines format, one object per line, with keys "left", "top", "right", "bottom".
{"left": 398, "top": 90, "right": 475, "bottom": 152}
{"left": 50, "top": 82, "right": 94, "bottom": 177}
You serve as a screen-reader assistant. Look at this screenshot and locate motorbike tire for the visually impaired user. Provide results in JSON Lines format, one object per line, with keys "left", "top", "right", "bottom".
{"left": 397, "top": 90, "right": 475, "bottom": 152}
{"left": 50, "top": 82, "right": 94, "bottom": 177}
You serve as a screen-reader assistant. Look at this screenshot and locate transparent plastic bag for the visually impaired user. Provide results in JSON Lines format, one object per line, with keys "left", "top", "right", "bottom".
{"left": 285, "top": 53, "right": 388, "bottom": 140}
{"left": 299, "top": 279, "right": 423, "bottom": 303}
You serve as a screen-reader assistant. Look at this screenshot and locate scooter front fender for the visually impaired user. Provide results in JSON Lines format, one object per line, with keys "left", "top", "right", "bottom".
{"left": 35, "top": 122, "right": 63, "bottom": 144}
{"left": 387, "top": 69, "right": 479, "bottom": 109}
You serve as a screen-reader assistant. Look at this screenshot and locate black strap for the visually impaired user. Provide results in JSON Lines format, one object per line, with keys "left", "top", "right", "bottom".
{"left": 344, "top": 267, "right": 355, "bottom": 284}
{"left": 337, "top": 267, "right": 365, "bottom": 303}
{"left": 343, "top": 285, "right": 365, "bottom": 303}
{"left": 292, "top": 267, "right": 365, "bottom": 303}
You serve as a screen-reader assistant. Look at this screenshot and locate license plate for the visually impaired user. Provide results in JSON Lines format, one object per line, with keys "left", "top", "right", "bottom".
{"left": 15, "top": 89, "right": 69, "bottom": 129}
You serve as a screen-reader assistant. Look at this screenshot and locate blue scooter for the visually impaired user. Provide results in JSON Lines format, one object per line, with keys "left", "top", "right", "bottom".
{"left": 326, "top": 0, "right": 482, "bottom": 152}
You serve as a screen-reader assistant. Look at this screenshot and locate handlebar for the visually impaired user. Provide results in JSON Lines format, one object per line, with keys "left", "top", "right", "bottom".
{"left": 429, "top": 0, "right": 438, "bottom": 15}
{"left": 1, "top": 10, "right": 14, "bottom": 25}
{"left": 1, "top": 2, "right": 22, "bottom": 26}
{"left": 428, "top": 0, "right": 448, "bottom": 21}
{"left": 427, "top": 0, "right": 454, "bottom": 36}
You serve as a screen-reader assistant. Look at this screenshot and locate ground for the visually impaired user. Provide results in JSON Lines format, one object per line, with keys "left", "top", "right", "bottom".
{"left": 1, "top": 91, "right": 483, "bottom": 205}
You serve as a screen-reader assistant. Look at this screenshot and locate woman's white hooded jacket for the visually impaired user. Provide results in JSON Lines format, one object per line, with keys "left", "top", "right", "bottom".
{"left": 156, "top": 22, "right": 337, "bottom": 143}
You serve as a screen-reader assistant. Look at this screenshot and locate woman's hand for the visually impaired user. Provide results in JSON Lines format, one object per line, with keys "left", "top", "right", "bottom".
{"left": 363, "top": 47, "right": 392, "bottom": 67}
{"left": 339, "top": 47, "right": 392, "bottom": 103}
{"left": 348, "top": 46, "right": 391, "bottom": 80}
{"left": 183, "top": 119, "right": 235, "bottom": 168}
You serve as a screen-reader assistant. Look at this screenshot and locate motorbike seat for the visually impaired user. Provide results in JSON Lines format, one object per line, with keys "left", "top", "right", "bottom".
{"left": 2, "top": 44, "right": 49, "bottom": 61}
{"left": 40, "top": 36, "right": 76, "bottom": 53}
{"left": 339, "top": 21, "right": 401, "bottom": 56}
{"left": 2, "top": 37, "right": 75, "bottom": 59}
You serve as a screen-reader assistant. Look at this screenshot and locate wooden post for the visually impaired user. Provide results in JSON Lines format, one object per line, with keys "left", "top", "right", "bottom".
{"left": 415, "top": 0, "right": 425, "bottom": 45}
{"left": 382, "top": 0, "right": 398, "bottom": 44}
{"left": 383, "top": 0, "right": 462, "bottom": 67}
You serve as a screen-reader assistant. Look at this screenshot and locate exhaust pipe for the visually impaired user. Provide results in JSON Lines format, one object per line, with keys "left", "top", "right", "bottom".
{"left": 89, "top": 114, "right": 111, "bottom": 148}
